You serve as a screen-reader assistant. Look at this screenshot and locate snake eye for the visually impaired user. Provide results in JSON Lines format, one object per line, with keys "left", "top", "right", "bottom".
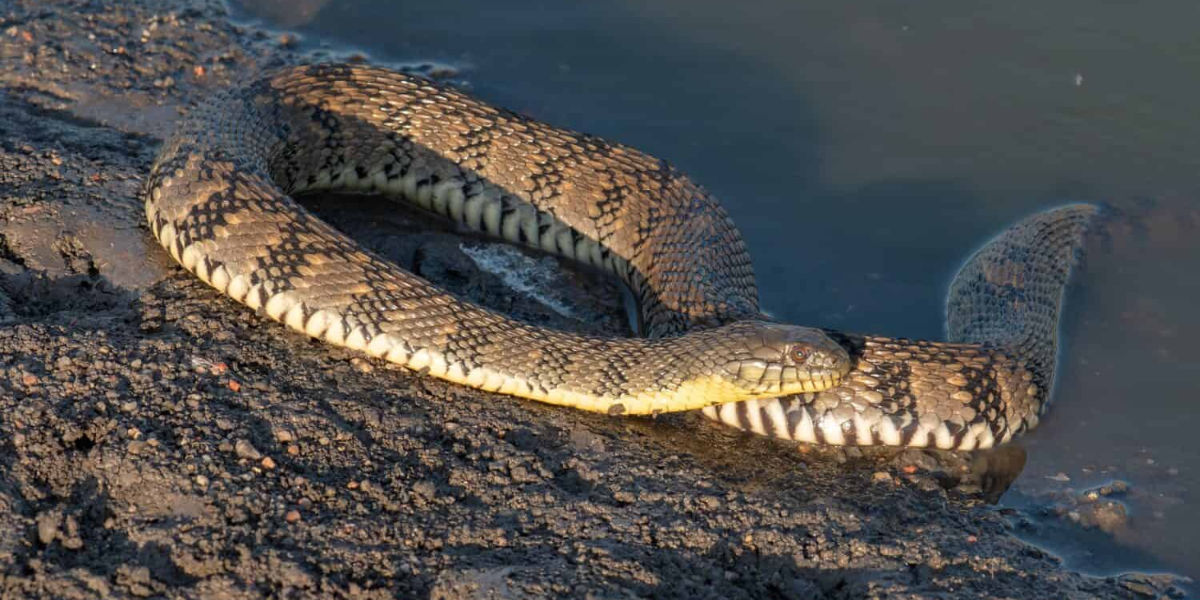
{"left": 790, "top": 346, "right": 809, "bottom": 362}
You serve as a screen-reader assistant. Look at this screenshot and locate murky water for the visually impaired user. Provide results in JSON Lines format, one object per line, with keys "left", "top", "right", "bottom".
{"left": 234, "top": 0, "right": 1200, "bottom": 581}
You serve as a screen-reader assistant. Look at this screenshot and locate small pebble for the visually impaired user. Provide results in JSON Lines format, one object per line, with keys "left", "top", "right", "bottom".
{"left": 872, "top": 471, "right": 893, "bottom": 483}
{"left": 285, "top": 510, "right": 301, "bottom": 524}
{"left": 37, "top": 513, "right": 60, "bottom": 545}
{"left": 261, "top": 457, "right": 276, "bottom": 470}
{"left": 234, "top": 439, "right": 262, "bottom": 460}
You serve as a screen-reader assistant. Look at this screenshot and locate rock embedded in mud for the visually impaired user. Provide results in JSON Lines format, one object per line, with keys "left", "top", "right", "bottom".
{"left": 234, "top": 439, "right": 263, "bottom": 460}
{"left": 35, "top": 511, "right": 61, "bottom": 546}
{"left": 1073, "top": 499, "right": 1129, "bottom": 534}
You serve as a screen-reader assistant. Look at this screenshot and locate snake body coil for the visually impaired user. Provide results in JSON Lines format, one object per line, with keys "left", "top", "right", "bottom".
{"left": 146, "top": 64, "right": 1093, "bottom": 447}
{"left": 145, "top": 64, "right": 848, "bottom": 416}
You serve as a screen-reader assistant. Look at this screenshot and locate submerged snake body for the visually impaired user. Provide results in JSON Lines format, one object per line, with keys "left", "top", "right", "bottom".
{"left": 147, "top": 64, "right": 1093, "bottom": 447}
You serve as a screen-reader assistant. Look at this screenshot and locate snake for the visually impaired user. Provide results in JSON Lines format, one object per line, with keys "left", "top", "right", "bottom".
{"left": 145, "top": 64, "right": 850, "bottom": 417}
{"left": 145, "top": 64, "right": 1094, "bottom": 447}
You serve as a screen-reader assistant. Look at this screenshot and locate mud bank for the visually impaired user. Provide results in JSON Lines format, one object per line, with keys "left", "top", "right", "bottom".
{"left": 0, "top": 1, "right": 1189, "bottom": 597}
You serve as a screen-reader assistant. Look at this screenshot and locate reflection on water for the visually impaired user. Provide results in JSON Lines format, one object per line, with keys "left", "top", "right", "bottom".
{"left": 971, "top": 444, "right": 1028, "bottom": 504}
{"left": 237, "top": 0, "right": 330, "bottom": 27}
{"left": 234, "top": 0, "right": 1200, "bottom": 581}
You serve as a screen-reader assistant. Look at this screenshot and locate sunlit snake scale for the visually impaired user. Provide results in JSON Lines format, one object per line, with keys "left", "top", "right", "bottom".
{"left": 146, "top": 64, "right": 1096, "bottom": 447}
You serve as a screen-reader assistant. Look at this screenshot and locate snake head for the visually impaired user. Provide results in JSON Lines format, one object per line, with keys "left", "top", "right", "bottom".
{"left": 722, "top": 321, "right": 851, "bottom": 397}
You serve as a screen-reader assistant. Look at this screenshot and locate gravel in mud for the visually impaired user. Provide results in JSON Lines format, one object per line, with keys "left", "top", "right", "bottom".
{"left": 0, "top": 1, "right": 1189, "bottom": 598}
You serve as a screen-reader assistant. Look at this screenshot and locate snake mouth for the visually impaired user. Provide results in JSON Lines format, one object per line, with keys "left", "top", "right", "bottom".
{"left": 729, "top": 360, "right": 848, "bottom": 398}
{"left": 726, "top": 361, "right": 843, "bottom": 391}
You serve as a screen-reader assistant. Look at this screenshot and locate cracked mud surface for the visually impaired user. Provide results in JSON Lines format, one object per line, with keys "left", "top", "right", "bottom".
{"left": 0, "top": 1, "right": 1186, "bottom": 598}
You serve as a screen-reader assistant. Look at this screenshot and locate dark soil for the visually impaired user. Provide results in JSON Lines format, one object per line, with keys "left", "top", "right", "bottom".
{"left": 0, "top": 1, "right": 1187, "bottom": 597}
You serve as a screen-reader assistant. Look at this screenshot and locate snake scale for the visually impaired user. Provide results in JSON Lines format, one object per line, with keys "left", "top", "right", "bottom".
{"left": 146, "top": 64, "right": 1095, "bottom": 449}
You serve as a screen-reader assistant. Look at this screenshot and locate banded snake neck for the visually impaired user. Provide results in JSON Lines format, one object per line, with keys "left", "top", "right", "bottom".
{"left": 703, "top": 204, "right": 1097, "bottom": 449}
{"left": 144, "top": 63, "right": 849, "bottom": 416}
{"left": 146, "top": 63, "right": 1095, "bottom": 447}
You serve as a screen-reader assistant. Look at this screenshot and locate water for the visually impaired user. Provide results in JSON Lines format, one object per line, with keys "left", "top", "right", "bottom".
{"left": 233, "top": 0, "right": 1200, "bottom": 581}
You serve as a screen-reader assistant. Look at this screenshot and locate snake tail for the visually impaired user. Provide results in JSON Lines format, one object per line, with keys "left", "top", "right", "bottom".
{"left": 945, "top": 203, "right": 1099, "bottom": 406}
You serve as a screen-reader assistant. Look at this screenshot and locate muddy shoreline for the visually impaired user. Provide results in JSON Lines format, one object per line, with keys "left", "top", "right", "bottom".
{"left": 0, "top": 1, "right": 1188, "bottom": 597}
